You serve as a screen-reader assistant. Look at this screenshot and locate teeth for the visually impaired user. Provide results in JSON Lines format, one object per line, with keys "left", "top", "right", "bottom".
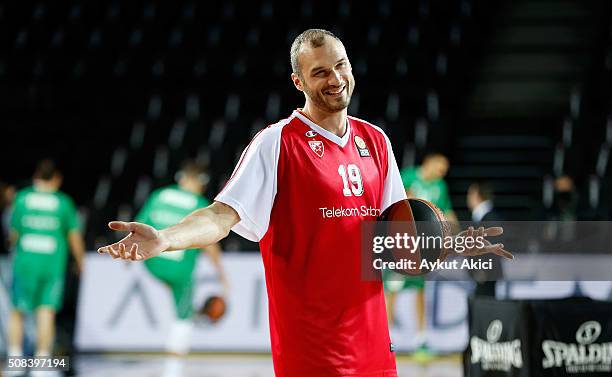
{"left": 327, "top": 86, "right": 344, "bottom": 95}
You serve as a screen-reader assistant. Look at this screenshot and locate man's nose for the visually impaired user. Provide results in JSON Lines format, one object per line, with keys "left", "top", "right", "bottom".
{"left": 328, "top": 69, "right": 342, "bottom": 86}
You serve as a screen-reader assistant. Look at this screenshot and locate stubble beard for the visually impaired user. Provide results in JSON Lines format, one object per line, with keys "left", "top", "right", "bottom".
{"left": 303, "top": 80, "right": 354, "bottom": 114}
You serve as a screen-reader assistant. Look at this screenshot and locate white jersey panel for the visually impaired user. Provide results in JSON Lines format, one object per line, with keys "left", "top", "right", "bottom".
{"left": 215, "top": 118, "right": 291, "bottom": 242}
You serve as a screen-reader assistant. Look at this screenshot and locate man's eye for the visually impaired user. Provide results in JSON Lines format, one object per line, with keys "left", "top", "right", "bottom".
{"left": 315, "top": 71, "right": 326, "bottom": 77}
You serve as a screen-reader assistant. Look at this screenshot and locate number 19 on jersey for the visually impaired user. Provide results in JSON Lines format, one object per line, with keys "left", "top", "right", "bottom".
{"left": 338, "top": 164, "right": 363, "bottom": 197}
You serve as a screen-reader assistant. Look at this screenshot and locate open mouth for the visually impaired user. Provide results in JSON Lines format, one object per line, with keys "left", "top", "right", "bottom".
{"left": 324, "top": 85, "right": 345, "bottom": 97}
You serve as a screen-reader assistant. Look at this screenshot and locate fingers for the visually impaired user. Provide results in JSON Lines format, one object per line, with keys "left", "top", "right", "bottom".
{"left": 98, "top": 242, "right": 114, "bottom": 254}
{"left": 457, "top": 226, "right": 475, "bottom": 238}
{"left": 106, "top": 244, "right": 120, "bottom": 259}
{"left": 118, "top": 243, "right": 128, "bottom": 259}
{"left": 484, "top": 227, "right": 503, "bottom": 237}
{"left": 490, "top": 245, "right": 514, "bottom": 260}
{"left": 98, "top": 242, "right": 143, "bottom": 261}
{"left": 471, "top": 226, "right": 486, "bottom": 238}
{"left": 97, "top": 244, "right": 117, "bottom": 256}
{"left": 458, "top": 226, "right": 504, "bottom": 238}
{"left": 130, "top": 243, "right": 142, "bottom": 261}
{"left": 475, "top": 243, "right": 514, "bottom": 260}
{"left": 108, "top": 221, "right": 132, "bottom": 231}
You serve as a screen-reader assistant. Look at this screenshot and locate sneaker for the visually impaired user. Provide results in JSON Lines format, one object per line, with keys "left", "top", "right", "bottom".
{"left": 412, "top": 344, "right": 434, "bottom": 364}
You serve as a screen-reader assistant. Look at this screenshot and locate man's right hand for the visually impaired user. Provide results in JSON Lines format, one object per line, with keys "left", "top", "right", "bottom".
{"left": 97, "top": 221, "right": 170, "bottom": 261}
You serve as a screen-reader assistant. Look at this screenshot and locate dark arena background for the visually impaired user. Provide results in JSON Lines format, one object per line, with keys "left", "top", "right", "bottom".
{"left": 1, "top": 1, "right": 612, "bottom": 377}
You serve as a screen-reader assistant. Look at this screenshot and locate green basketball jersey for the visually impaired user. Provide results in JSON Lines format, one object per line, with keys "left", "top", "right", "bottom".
{"left": 10, "top": 186, "right": 80, "bottom": 273}
{"left": 400, "top": 167, "right": 452, "bottom": 213}
{"left": 137, "top": 185, "right": 210, "bottom": 276}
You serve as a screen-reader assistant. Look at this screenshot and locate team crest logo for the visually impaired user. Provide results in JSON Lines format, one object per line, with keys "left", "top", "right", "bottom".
{"left": 309, "top": 140, "right": 324, "bottom": 157}
{"left": 305, "top": 130, "right": 317, "bottom": 138}
{"left": 354, "top": 135, "right": 370, "bottom": 157}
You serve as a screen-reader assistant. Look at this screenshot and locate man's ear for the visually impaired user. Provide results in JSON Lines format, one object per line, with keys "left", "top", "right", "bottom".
{"left": 291, "top": 72, "right": 304, "bottom": 92}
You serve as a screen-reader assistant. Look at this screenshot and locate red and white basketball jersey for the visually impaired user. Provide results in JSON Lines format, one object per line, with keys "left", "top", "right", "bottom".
{"left": 216, "top": 109, "right": 406, "bottom": 377}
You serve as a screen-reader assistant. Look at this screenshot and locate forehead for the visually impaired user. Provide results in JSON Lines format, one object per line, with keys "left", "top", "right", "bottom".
{"left": 427, "top": 156, "right": 448, "bottom": 167}
{"left": 437, "top": 158, "right": 449, "bottom": 168}
{"left": 298, "top": 37, "right": 348, "bottom": 71}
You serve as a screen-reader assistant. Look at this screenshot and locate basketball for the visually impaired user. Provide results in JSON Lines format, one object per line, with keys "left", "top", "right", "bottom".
{"left": 377, "top": 199, "right": 421, "bottom": 275}
{"left": 378, "top": 198, "right": 417, "bottom": 222}
{"left": 378, "top": 199, "right": 452, "bottom": 273}
{"left": 407, "top": 198, "right": 453, "bottom": 264}
{"left": 200, "top": 296, "right": 226, "bottom": 322}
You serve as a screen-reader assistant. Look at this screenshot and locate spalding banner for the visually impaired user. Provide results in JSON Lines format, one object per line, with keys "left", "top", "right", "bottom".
{"left": 531, "top": 297, "right": 612, "bottom": 376}
{"left": 466, "top": 297, "right": 530, "bottom": 377}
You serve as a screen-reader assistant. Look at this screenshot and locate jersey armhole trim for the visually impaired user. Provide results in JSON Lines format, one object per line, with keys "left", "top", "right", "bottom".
{"left": 215, "top": 197, "right": 264, "bottom": 242}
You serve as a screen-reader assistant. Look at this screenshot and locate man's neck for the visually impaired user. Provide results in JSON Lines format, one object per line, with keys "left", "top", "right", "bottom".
{"left": 300, "top": 104, "right": 347, "bottom": 138}
{"left": 33, "top": 181, "right": 56, "bottom": 192}
{"left": 178, "top": 182, "right": 202, "bottom": 195}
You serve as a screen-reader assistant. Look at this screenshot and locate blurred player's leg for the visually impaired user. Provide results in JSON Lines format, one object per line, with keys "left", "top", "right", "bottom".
{"left": 30, "top": 281, "right": 63, "bottom": 377}
{"left": 164, "top": 318, "right": 194, "bottom": 377}
{"left": 7, "top": 310, "right": 24, "bottom": 357}
{"left": 145, "top": 263, "right": 196, "bottom": 377}
{"left": 35, "top": 307, "right": 56, "bottom": 356}
{"left": 384, "top": 272, "right": 433, "bottom": 361}
{"left": 34, "top": 271, "right": 64, "bottom": 357}
{"left": 7, "top": 262, "right": 33, "bottom": 377}
{"left": 407, "top": 278, "right": 433, "bottom": 362}
{"left": 413, "top": 288, "right": 427, "bottom": 350}
{"left": 383, "top": 272, "right": 404, "bottom": 326}
{"left": 6, "top": 310, "right": 25, "bottom": 377}
{"left": 163, "top": 276, "right": 195, "bottom": 377}
{"left": 385, "top": 291, "right": 397, "bottom": 325}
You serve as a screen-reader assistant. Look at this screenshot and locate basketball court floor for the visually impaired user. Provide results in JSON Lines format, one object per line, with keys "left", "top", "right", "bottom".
{"left": 72, "top": 354, "right": 462, "bottom": 377}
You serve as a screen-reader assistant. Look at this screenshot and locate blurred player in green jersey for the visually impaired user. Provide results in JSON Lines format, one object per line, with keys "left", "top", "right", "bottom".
{"left": 7, "top": 160, "right": 85, "bottom": 377}
{"left": 136, "top": 160, "right": 229, "bottom": 377}
{"left": 385, "top": 153, "right": 457, "bottom": 360}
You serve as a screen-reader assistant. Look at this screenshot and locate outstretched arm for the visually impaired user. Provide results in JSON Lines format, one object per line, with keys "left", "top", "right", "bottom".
{"left": 98, "top": 201, "right": 240, "bottom": 261}
{"left": 161, "top": 201, "right": 239, "bottom": 251}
